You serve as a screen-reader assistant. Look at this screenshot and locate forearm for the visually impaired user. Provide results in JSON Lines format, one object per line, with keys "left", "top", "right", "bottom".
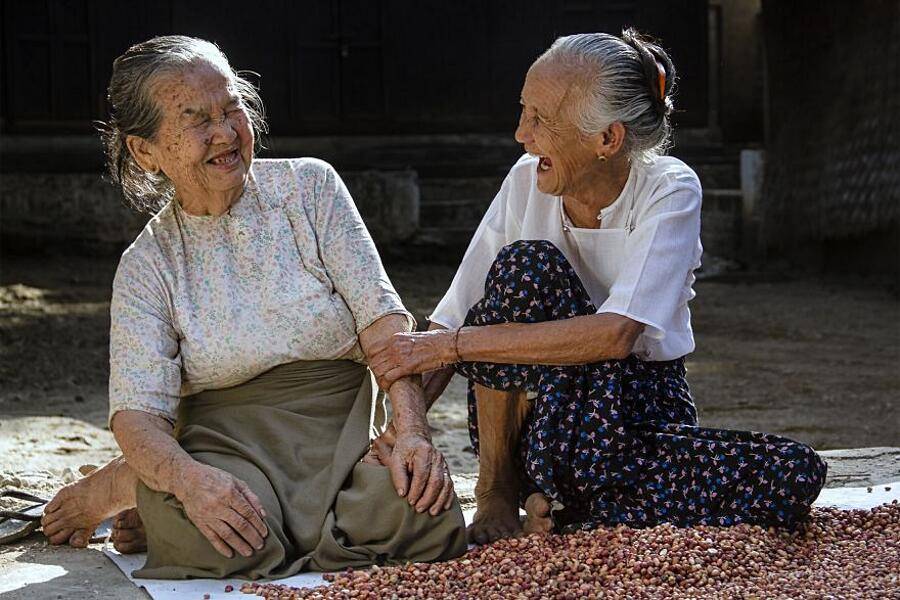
{"left": 387, "top": 375, "right": 431, "bottom": 437}
{"left": 111, "top": 410, "right": 197, "bottom": 497}
{"left": 360, "top": 313, "right": 431, "bottom": 434}
{"left": 457, "top": 313, "right": 643, "bottom": 365}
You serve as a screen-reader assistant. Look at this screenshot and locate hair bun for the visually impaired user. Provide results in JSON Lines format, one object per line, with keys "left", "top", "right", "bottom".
{"left": 621, "top": 27, "right": 675, "bottom": 117}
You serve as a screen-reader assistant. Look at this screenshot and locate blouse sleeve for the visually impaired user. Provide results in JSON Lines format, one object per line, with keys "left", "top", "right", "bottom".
{"left": 312, "top": 161, "right": 414, "bottom": 332}
{"left": 108, "top": 250, "right": 182, "bottom": 428}
{"left": 596, "top": 181, "right": 703, "bottom": 340}
{"left": 429, "top": 173, "right": 520, "bottom": 329}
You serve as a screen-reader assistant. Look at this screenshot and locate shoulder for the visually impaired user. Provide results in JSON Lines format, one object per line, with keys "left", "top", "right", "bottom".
{"left": 114, "top": 204, "right": 176, "bottom": 295}
{"left": 633, "top": 156, "right": 702, "bottom": 217}
{"left": 251, "top": 157, "right": 344, "bottom": 208}
{"left": 253, "top": 156, "right": 337, "bottom": 178}
{"left": 124, "top": 202, "right": 178, "bottom": 265}
{"left": 639, "top": 155, "right": 702, "bottom": 195}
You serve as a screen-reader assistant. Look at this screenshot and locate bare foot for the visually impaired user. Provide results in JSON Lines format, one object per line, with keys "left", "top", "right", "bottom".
{"left": 523, "top": 492, "right": 554, "bottom": 535}
{"left": 467, "top": 487, "right": 522, "bottom": 545}
{"left": 41, "top": 456, "right": 138, "bottom": 547}
{"left": 111, "top": 508, "right": 147, "bottom": 554}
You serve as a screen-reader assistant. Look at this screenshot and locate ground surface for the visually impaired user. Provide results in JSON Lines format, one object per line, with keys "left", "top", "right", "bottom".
{"left": 1, "top": 255, "right": 898, "bottom": 598}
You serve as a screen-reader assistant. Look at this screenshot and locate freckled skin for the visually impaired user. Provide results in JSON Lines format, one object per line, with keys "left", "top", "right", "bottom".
{"left": 134, "top": 61, "right": 255, "bottom": 216}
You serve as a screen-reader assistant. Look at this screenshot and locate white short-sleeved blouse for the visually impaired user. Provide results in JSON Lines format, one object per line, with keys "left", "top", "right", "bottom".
{"left": 108, "top": 158, "right": 412, "bottom": 425}
{"left": 429, "top": 154, "right": 703, "bottom": 362}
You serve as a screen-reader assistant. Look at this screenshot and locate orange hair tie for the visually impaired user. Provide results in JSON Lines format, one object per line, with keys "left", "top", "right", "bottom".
{"left": 655, "top": 60, "right": 666, "bottom": 101}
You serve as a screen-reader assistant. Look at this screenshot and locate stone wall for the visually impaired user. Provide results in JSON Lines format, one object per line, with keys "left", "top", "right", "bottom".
{"left": 0, "top": 170, "right": 419, "bottom": 255}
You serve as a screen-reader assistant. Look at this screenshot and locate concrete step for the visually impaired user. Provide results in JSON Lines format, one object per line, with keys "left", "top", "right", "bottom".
{"left": 419, "top": 176, "right": 504, "bottom": 205}
{"left": 414, "top": 225, "right": 481, "bottom": 247}
{"left": 419, "top": 198, "right": 493, "bottom": 228}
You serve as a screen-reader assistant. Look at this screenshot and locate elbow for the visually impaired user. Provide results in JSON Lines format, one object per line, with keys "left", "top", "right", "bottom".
{"left": 607, "top": 340, "right": 634, "bottom": 360}
{"left": 603, "top": 317, "right": 642, "bottom": 360}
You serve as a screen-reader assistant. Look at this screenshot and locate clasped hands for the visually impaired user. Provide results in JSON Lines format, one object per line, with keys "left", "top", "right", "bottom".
{"left": 368, "top": 328, "right": 459, "bottom": 391}
{"left": 365, "top": 328, "right": 461, "bottom": 516}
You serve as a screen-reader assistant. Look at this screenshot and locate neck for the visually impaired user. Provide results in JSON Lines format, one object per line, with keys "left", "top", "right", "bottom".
{"left": 177, "top": 179, "right": 247, "bottom": 217}
{"left": 562, "top": 154, "right": 631, "bottom": 228}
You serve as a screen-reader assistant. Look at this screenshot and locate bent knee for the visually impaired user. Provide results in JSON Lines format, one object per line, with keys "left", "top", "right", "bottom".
{"left": 495, "top": 240, "right": 566, "bottom": 265}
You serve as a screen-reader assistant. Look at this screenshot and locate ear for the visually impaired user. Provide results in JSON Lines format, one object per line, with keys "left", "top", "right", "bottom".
{"left": 125, "top": 134, "right": 160, "bottom": 174}
{"left": 594, "top": 122, "right": 627, "bottom": 159}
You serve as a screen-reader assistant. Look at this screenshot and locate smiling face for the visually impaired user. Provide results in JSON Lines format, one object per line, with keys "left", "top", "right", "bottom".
{"left": 514, "top": 60, "right": 602, "bottom": 197}
{"left": 138, "top": 60, "right": 254, "bottom": 211}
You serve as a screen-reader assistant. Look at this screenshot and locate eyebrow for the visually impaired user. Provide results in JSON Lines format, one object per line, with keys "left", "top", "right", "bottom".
{"left": 179, "top": 96, "right": 241, "bottom": 118}
{"left": 521, "top": 100, "right": 551, "bottom": 123}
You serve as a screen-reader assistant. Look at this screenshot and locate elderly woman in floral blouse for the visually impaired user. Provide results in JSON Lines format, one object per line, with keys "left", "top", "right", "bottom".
{"left": 40, "top": 35, "right": 465, "bottom": 579}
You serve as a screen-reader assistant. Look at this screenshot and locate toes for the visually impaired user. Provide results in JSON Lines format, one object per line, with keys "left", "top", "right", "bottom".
{"left": 42, "top": 517, "right": 71, "bottom": 537}
{"left": 114, "top": 538, "right": 147, "bottom": 554}
{"left": 113, "top": 527, "right": 143, "bottom": 544}
{"left": 467, "top": 524, "right": 489, "bottom": 546}
{"left": 47, "top": 528, "right": 75, "bottom": 545}
{"left": 491, "top": 526, "right": 509, "bottom": 542}
{"left": 69, "top": 529, "right": 91, "bottom": 548}
{"left": 524, "top": 493, "right": 551, "bottom": 517}
{"left": 483, "top": 526, "right": 499, "bottom": 542}
{"left": 523, "top": 514, "right": 553, "bottom": 535}
{"left": 114, "top": 508, "right": 142, "bottom": 529}
{"left": 496, "top": 522, "right": 521, "bottom": 540}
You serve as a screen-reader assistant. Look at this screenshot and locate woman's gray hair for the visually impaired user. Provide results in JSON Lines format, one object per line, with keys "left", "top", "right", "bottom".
{"left": 98, "top": 35, "right": 268, "bottom": 213}
{"left": 540, "top": 28, "right": 676, "bottom": 163}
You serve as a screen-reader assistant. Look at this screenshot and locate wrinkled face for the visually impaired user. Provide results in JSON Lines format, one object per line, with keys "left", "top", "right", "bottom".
{"left": 147, "top": 60, "right": 254, "bottom": 202}
{"left": 514, "top": 60, "right": 599, "bottom": 196}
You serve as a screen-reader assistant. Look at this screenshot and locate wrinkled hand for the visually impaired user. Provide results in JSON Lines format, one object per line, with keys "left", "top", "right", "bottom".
{"left": 176, "top": 462, "right": 269, "bottom": 558}
{"left": 369, "top": 330, "right": 456, "bottom": 391}
{"left": 386, "top": 430, "right": 455, "bottom": 516}
{"left": 361, "top": 423, "right": 396, "bottom": 466}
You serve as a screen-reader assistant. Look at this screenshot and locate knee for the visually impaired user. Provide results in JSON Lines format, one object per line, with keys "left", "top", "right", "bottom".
{"left": 485, "top": 240, "right": 573, "bottom": 292}
{"left": 494, "top": 240, "right": 567, "bottom": 269}
{"left": 797, "top": 445, "right": 828, "bottom": 489}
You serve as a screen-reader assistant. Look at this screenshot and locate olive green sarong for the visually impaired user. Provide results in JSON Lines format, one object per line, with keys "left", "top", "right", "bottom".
{"left": 133, "top": 360, "right": 467, "bottom": 579}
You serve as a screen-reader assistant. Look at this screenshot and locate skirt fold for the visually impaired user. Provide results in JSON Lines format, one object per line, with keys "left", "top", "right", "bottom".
{"left": 134, "top": 360, "right": 466, "bottom": 580}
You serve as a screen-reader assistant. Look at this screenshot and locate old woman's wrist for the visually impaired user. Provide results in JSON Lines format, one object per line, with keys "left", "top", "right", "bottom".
{"left": 440, "top": 328, "right": 462, "bottom": 366}
{"left": 170, "top": 456, "right": 201, "bottom": 498}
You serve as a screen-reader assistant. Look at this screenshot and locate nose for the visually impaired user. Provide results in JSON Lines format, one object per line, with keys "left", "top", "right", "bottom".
{"left": 209, "top": 113, "right": 238, "bottom": 145}
{"left": 514, "top": 113, "right": 533, "bottom": 146}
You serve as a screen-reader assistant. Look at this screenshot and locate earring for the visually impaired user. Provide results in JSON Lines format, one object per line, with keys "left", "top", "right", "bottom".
{"left": 598, "top": 155, "right": 607, "bottom": 162}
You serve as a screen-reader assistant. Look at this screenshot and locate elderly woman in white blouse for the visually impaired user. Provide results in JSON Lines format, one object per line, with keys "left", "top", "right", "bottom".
{"left": 370, "top": 29, "right": 826, "bottom": 544}
{"left": 40, "top": 35, "right": 465, "bottom": 578}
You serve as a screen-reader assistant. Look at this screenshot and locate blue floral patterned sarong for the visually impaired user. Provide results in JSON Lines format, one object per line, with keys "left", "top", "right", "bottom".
{"left": 455, "top": 240, "right": 827, "bottom": 530}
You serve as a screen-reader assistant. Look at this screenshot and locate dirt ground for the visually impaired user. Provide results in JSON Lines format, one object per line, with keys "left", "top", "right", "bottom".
{"left": 0, "top": 254, "right": 898, "bottom": 598}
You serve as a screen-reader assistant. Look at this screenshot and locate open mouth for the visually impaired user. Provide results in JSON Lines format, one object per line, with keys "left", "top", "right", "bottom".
{"left": 207, "top": 148, "right": 240, "bottom": 168}
{"left": 538, "top": 156, "right": 553, "bottom": 172}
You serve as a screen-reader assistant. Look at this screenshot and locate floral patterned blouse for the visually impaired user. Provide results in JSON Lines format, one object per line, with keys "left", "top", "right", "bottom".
{"left": 108, "top": 158, "right": 412, "bottom": 425}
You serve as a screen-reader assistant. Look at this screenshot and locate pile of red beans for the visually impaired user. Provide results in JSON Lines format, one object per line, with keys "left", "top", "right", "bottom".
{"left": 241, "top": 501, "right": 899, "bottom": 599}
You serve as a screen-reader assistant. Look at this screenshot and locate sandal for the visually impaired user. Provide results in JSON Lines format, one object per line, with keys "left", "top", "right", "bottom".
{"left": 0, "top": 489, "right": 49, "bottom": 545}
